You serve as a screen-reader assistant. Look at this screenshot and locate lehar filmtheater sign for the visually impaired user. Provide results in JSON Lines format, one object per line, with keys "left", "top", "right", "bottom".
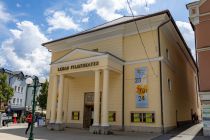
{"left": 58, "top": 61, "right": 99, "bottom": 72}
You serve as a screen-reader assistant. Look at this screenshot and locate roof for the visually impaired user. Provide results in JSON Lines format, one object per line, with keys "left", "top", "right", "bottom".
{"left": 12, "top": 71, "right": 22, "bottom": 75}
{"left": 42, "top": 10, "right": 197, "bottom": 71}
{"left": 42, "top": 10, "right": 169, "bottom": 46}
{"left": 186, "top": 1, "right": 200, "bottom": 8}
{"left": 84, "top": 16, "right": 142, "bottom": 32}
{"left": 0, "top": 68, "right": 27, "bottom": 78}
{"left": 0, "top": 68, "right": 13, "bottom": 74}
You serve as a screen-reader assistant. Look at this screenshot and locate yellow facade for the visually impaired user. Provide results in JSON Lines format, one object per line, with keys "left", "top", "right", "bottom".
{"left": 43, "top": 11, "right": 200, "bottom": 133}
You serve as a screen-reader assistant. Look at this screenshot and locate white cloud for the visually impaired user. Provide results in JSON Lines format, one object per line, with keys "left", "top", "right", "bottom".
{"left": 0, "top": 21, "right": 51, "bottom": 76}
{"left": 46, "top": 10, "right": 81, "bottom": 32}
{"left": 0, "top": 2, "right": 13, "bottom": 23}
{"left": 82, "top": 0, "right": 156, "bottom": 21}
{"left": 82, "top": 17, "right": 89, "bottom": 23}
{"left": 0, "top": 55, "right": 6, "bottom": 66}
{"left": 176, "top": 21, "right": 195, "bottom": 59}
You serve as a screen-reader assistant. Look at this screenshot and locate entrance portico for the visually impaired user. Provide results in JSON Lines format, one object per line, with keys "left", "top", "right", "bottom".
{"left": 48, "top": 49, "right": 123, "bottom": 132}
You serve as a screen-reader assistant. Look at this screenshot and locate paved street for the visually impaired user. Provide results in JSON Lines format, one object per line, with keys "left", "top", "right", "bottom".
{"left": 0, "top": 123, "right": 209, "bottom": 140}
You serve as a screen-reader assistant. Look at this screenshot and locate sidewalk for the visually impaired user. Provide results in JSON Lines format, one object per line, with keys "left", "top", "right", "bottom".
{"left": 0, "top": 124, "right": 160, "bottom": 140}
{"left": 154, "top": 123, "right": 210, "bottom": 140}
{"left": 0, "top": 123, "right": 210, "bottom": 140}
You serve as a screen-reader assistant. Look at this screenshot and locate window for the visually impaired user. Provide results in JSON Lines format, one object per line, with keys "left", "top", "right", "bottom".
{"left": 13, "top": 98, "right": 16, "bottom": 104}
{"left": 20, "top": 99, "right": 22, "bottom": 105}
{"left": 15, "top": 86, "right": 17, "bottom": 91}
{"left": 17, "top": 98, "right": 19, "bottom": 104}
{"left": 166, "top": 49, "right": 169, "bottom": 59}
{"left": 168, "top": 79, "right": 172, "bottom": 92}
{"left": 21, "top": 87, "right": 23, "bottom": 93}
{"left": 131, "top": 112, "right": 155, "bottom": 123}
{"left": 72, "top": 111, "right": 80, "bottom": 120}
{"left": 191, "top": 8, "right": 196, "bottom": 15}
{"left": 109, "top": 112, "right": 116, "bottom": 122}
{"left": 18, "top": 87, "right": 20, "bottom": 92}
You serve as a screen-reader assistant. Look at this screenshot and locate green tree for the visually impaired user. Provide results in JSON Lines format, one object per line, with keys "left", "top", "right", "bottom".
{"left": 37, "top": 80, "right": 48, "bottom": 112}
{"left": 0, "top": 73, "right": 14, "bottom": 107}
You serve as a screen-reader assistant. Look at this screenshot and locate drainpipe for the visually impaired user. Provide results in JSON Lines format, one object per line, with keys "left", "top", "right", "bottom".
{"left": 122, "top": 65, "right": 125, "bottom": 130}
{"left": 157, "top": 16, "right": 171, "bottom": 134}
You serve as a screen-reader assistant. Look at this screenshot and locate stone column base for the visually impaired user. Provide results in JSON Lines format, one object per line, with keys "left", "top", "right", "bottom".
{"left": 47, "top": 123, "right": 55, "bottom": 130}
{"left": 89, "top": 126, "right": 112, "bottom": 135}
{"left": 100, "top": 126, "right": 112, "bottom": 135}
{"left": 54, "top": 123, "right": 65, "bottom": 131}
{"left": 89, "top": 125, "right": 101, "bottom": 134}
{"left": 47, "top": 123, "right": 65, "bottom": 131}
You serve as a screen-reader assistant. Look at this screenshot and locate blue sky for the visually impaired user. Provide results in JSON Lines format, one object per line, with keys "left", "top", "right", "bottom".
{"left": 0, "top": 0, "right": 196, "bottom": 76}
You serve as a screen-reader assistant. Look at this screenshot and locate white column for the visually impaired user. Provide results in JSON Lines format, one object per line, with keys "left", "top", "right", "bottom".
{"left": 101, "top": 68, "right": 109, "bottom": 126}
{"left": 50, "top": 75, "right": 58, "bottom": 123}
{"left": 93, "top": 70, "right": 100, "bottom": 126}
{"left": 56, "top": 75, "right": 64, "bottom": 123}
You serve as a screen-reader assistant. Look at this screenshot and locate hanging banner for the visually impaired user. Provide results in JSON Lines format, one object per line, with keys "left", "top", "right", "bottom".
{"left": 135, "top": 67, "right": 148, "bottom": 108}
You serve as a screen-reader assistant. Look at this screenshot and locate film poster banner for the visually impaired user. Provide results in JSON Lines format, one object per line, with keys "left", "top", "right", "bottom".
{"left": 135, "top": 67, "right": 148, "bottom": 108}
{"left": 203, "top": 105, "right": 210, "bottom": 128}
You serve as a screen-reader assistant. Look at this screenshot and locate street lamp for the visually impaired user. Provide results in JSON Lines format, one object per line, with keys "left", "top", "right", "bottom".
{"left": 26, "top": 76, "right": 45, "bottom": 140}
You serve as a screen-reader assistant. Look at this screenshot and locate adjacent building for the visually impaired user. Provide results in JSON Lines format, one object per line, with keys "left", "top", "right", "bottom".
{"left": 187, "top": 0, "right": 210, "bottom": 136}
{"left": 9, "top": 71, "right": 27, "bottom": 116}
{"left": 0, "top": 68, "right": 42, "bottom": 117}
{"left": 43, "top": 10, "right": 201, "bottom": 133}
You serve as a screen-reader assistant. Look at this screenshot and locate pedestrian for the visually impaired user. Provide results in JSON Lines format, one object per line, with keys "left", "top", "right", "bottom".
{"left": 25, "top": 112, "right": 32, "bottom": 135}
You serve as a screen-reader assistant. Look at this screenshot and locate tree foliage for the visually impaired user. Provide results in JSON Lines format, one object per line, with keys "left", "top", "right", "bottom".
{"left": 0, "top": 73, "right": 14, "bottom": 104}
{"left": 37, "top": 80, "right": 48, "bottom": 111}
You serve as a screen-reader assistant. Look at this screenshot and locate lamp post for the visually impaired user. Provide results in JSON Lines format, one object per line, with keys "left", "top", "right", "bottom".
{"left": 26, "top": 76, "right": 45, "bottom": 140}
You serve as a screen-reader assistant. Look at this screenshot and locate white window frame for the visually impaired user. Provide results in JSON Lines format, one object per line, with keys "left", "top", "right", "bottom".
{"left": 20, "top": 99, "right": 22, "bottom": 105}
{"left": 21, "top": 87, "right": 23, "bottom": 93}
{"left": 18, "top": 87, "right": 20, "bottom": 92}
{"left": 13, "top": 98, "right": 16, "bottom": 104}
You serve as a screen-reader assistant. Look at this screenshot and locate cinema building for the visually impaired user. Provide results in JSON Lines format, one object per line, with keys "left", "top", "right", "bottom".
{"left": 43, "top": 10, "right": 201, "bottom": 133}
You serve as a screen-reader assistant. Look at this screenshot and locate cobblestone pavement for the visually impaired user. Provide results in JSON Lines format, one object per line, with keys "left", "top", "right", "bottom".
{"left": 0, "top": 123, "right": 209, "bottom": 140}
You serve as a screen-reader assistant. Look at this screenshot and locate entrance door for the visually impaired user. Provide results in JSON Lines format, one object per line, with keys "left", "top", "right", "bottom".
{"left": 83, "top": 92, "right": 94, "bottom": 128}
{"left": 83, "top": 105, "right": 94, "bottom": 128}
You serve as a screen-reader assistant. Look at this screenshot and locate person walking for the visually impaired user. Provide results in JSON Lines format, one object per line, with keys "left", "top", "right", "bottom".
{"left": 25, "top": 112, "right": 32, "bottom": 135}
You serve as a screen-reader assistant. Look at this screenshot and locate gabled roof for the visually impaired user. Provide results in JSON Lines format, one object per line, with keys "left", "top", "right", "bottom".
{"left": 52, "top": 48, "right": 124, "bottom": 64}
{"left": 42, "top": 10, "right": 197, "bottom": 71}
{"left": 84, "top": 16, "right": 142, "bottom": 32}
{"left": 13, "top": 71, "right": 23, "bottom": 75}
{"left": 42, "top": 10, "right": 168, "bottom": 46}
{"left": 52, "top": 48, "right": 105, "bottom": 64}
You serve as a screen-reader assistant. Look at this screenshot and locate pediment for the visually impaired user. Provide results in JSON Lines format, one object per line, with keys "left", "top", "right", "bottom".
{"left": 53, "top": 49, "right": 105, "bottom": 64}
